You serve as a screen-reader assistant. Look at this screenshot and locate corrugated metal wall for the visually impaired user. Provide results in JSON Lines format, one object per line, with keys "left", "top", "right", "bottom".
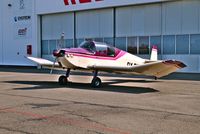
{"left": 76, "top": 9, "right": 113, "bottom": 38}
{"left": 116, "top": 4, "right": 161, "bottom": 36}
{"left": 42, "top": 13, "right": 74, "bottom": 40}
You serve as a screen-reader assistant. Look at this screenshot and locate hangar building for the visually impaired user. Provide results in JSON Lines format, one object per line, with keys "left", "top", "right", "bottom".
{"left": 0, "top": 0, "right": 200, "bottom": 72}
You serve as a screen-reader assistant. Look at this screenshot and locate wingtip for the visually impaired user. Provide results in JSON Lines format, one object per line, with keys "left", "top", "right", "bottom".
{"left": 163, "top": 60, "right": 186, "bottom": 69}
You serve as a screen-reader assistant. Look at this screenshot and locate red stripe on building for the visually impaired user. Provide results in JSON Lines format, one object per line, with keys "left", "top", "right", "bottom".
{"left": 71, "top": 0, "right": 76, "bottom": 4}
{"left": 64, "top": 0, "right": 103, "bottom": 5}
{"left": 63, "top": 0, "right": 69, "bottom": 5}
{"left": 79, "top": 0, "right": 91, "bottom": 3}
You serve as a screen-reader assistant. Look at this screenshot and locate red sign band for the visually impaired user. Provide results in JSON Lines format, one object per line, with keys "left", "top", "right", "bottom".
{"left": 64, "top": 0, "right": 103, "bottom": 5}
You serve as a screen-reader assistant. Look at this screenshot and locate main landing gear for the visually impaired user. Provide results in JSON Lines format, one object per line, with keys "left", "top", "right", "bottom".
{"left": 58, "top": 68, "right": 70, "bottom": 85}
{"left": 58, "top": 69, "right": 102, "bottom": 88}
{"left": 91, "top": 71, "right": 102, "bottom": 88}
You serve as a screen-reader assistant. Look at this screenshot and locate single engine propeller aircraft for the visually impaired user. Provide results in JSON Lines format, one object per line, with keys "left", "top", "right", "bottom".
{"left": 27, "top": 41, "right": 186, "bottom": 88}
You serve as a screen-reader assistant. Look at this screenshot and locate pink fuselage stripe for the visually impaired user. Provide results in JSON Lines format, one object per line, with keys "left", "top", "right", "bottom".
{"left": 67, "top": 51, "right": 126, "bottom": 60}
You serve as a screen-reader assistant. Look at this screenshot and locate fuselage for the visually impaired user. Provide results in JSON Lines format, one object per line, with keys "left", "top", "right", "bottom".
{"left": 54, "top": 41, "right": 146, "bottom": 71}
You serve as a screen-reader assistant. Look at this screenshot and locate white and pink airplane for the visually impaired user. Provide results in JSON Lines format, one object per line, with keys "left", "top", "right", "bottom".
{"left": 27, "top": 41, "right": 186, "bottom": 88}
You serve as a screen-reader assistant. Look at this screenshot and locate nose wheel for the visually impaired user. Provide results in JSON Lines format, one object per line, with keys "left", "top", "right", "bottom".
{"left": 58, "top": 75, "right": 68, "bottom": 85}
{"left": 58, "top": 68, "right": 70, "bottom": 85}
{"left": 91, "top": 71, "right": 102, "bottom": 88}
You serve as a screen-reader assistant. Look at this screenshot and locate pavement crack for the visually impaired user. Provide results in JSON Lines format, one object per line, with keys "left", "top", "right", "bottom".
{"left": 1, "top": 92, "right": 200, "bottom": 119}
{"left": 0, "top": 126, "right": 35, "bottom": 134}
{"left": 87, "top": 129, "right": 105, "bottom": 134}
{"left": 64, "top": 110, "right": 107, "bottom": 127}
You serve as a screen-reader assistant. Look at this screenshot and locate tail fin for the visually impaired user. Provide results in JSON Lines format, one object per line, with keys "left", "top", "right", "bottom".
{"left": 150, "top": 45, "right": 158, "bottom": 61}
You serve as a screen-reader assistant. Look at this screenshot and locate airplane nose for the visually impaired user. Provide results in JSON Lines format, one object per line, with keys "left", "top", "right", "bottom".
{"left": 53, "top": 50, "right": 65, "bottom": 57}
{"left": 53, "top": 50, "right": 59, "bottom": 57}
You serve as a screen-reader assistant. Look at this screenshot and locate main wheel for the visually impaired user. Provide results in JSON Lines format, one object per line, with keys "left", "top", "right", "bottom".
{"left": 91, "top": 77, "right": 102, "bottom": 88}
{"left": 58, "top": 75, "right": 68, "bottom": 85}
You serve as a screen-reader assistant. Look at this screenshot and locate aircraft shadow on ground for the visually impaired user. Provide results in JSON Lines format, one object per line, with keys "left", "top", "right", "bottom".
{"left": 6, "top": 79, "right": 159, "bottom": 94}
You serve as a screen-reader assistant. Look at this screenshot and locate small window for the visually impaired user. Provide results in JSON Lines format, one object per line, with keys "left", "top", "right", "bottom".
{"left": 94, "top": 38, "right": 103, "bottom": 42}
{"left": 127, "top": 37, "right": 137, "bottom": 54}
{"left": 104, "top": 37, "right": 114, "bottom": 46}
{"left": 65, "top": 39, "right": 74, "bottom": 48}
{"left": 150, "top": 36, "right": 161, "bottom": 54}
{"left": 115, "top": 37, "right": 126, "bottom": 51}
{"left": 176, "top": 35, "right": 189, "bottom": 54}
{"left": 49, "top": 40, "right": 57, "bottom": 54}
{"left": 190, "top": 34, "right": 200, "bottom": 54}
{"left": 42, "top": 40, "right": 49, "bottom": 55}
{"left": 163, "top": 35, "right": 175, "bottom": 54}
{"left": 139, "top": 36, "right": 149, "bottom": 54}
{"left": 75, "top": 38, "right": 84, "bottom": 47}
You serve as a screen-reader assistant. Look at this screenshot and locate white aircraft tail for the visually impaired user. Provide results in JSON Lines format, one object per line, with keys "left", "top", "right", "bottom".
{"left": 150, "top": 46, "right": 158, "bottom": 61}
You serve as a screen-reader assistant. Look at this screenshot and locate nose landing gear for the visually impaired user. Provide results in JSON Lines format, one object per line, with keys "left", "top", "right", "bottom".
{"left": 58, "top": 68, "right": 70, "bottom": 85}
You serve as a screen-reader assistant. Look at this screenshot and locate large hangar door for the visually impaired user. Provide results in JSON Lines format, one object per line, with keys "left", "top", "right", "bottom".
{"left": 41, "top": 13, "right": 74, "bottom": 60}
{"left": 76, "top": 9, "right": 114, "bottom": 46}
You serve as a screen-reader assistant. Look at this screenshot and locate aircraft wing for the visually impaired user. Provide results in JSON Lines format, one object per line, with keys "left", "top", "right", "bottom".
{"left": 26, "top": 57, "right": 60, "bottom": 69}
{"left": 88, "top": 60, "right": 186, "bottom": 78}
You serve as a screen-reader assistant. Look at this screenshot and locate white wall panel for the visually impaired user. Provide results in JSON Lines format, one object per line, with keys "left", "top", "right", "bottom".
{"left": 162, "top": 1, "right": 182, "bottom": 34}
{"left": 144, "top": 4, "right": 161, "bottom": 35}
{"left": 182, "top": 1, "right": 199, "bottom": 34}
{"left": 99, "top": 9, "right": 114, "bottom": 37}
{"left": 42, "top": 13, "right": 74, "bottom": 40}
{"left": 116, "top": 7, "right": 132, "bottom": 37}
{"left": 116, "top": 4, "right": 161, "bottom": 37}
{"left": 132, "top": 6, "right": 145, "bottom": 36}
{"left": 76, "top": 9, "right": 113, "bottom": 38}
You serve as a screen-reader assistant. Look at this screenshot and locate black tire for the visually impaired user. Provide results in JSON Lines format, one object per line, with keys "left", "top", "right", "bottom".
{"left": 91, "top": 77, "right": 102, "bottom": 88}
{"left": 58, "top": 75, "right": 68, "bottom": 85}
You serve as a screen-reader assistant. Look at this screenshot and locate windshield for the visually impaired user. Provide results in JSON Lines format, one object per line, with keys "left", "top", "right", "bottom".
{"left": 79, "top": 41, "right": 96, "bottom": 53}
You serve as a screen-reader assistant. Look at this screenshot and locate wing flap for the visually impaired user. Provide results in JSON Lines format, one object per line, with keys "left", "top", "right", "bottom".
{"left": 88, "top": 60, "right": 186, "bottom": 78}
{"left": 133, "top": 60, "right": 186, "bottom": 77}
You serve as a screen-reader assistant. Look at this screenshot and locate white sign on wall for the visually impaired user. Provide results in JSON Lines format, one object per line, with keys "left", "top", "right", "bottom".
{"left": 13, "top": 0, "right": 33, "bottom": 39}
{"left": 14, "top": 24, "right": 32, "bottom": 39}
